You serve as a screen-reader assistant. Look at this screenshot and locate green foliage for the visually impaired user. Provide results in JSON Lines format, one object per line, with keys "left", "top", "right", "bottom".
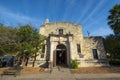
{"left": 106, "top": 4, "right": 120, "bottom": 65}
{"left": 108, "top": 4, "right": 120, "bottom": 36}
{"left": 16, "top": 24, "right": 46, "bottom": 67}
{"left": 71, "top": 60, "right": 78, "bottom": 69}
{"left": 0, "top": 26, "right": 18, "bottom": 55}
{"left": 0, "top": 23, "right": 46, "bottom": 66}
{"left": 104, "top": 34, "right": 120, "bottom": 65}
{"left": 17, "top": 25, "right": 34, "bottom": 43}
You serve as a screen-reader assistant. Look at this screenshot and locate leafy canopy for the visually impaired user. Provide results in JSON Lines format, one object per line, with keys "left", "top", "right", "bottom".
{"left": 108, "top": 4, "right": 120, "bottom": 36}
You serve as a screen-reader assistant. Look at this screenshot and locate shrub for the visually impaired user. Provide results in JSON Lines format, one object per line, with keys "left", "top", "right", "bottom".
{"left": 109, "top": 59, "right": 120, "bottom": 66}
{"left": 71, "top": 60, "right": 78, "bottom": 69}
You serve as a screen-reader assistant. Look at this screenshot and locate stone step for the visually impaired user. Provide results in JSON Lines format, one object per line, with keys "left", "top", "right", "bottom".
{"left": 51, "top": 67, "right": 71, "bottom": 74}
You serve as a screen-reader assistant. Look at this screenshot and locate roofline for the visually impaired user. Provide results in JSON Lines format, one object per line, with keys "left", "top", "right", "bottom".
{"left": 84, "top": 36, "right": 104, "bottom": 38}
{"left": 40, "top": 22, "right": 82, "bottom": 27}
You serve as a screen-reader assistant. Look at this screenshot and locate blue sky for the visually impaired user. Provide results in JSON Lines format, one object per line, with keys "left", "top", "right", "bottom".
{"left": 0, "top": 0, "right": 120, "bottom": 36}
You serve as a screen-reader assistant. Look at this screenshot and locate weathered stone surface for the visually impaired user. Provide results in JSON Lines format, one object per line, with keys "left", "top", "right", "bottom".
{"left": 28, "top": 21, "right": 108, "bottom": 67}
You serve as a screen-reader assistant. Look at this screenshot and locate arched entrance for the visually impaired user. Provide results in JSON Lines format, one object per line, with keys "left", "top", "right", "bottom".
{"left": 53, "top": 44, "right": 67, "bottom": 67}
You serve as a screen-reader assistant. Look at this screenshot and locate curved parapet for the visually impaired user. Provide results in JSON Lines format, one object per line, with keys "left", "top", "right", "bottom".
{"left": 39, "top": 22, "right": 83, "bottom": 37}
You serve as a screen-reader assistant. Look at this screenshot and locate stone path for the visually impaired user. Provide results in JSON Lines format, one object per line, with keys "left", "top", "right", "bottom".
{"left": 0, "top": 67, "right": 120, "bottom": 80}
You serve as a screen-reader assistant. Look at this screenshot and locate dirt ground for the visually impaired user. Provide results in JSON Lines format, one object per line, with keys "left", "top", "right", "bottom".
{"left": 0, "top": 67, "right": 120, "bottom": 74}
{"left": 21, "top": 67, "right": 48, "bottom": 74}
{"left": 71, "top": 67, "right": 120, "bottom": 74}
{"left": 0, "top": 67, "right": 48, "bottom": 74}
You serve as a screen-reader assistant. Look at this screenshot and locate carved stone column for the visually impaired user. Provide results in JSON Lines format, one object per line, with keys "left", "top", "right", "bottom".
{"left": 68, "top": 36, "right": 73, "bottom": 66}
{"left": 50, "top": 42, "right": 53, "bottom": 62}
{"left": 49, "top": 36, "right": 54, "bottom": 68}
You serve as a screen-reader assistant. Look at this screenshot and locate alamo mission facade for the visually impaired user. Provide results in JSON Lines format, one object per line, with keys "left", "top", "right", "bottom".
{"left": 28, "top": 19, "right": 108, "bottom": 67}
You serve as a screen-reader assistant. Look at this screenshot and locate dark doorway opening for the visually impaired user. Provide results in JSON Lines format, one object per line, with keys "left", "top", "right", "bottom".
{"left": 56, "top": 50, "right": 66, "bottom": 66}
{"left": 54, "top": 44, "right": 67, "bottom": 67}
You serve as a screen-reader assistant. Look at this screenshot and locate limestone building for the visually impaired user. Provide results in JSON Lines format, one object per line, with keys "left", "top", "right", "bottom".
{"left": 34, "top": 20, "right": 108, "bottom": 67}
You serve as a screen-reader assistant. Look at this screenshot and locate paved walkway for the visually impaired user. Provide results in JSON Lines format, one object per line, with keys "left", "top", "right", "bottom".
{"left": 0, "top": 67, "right": 120, "bottom": 80}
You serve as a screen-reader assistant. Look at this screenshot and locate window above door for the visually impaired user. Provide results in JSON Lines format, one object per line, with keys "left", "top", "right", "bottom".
{"left": 59, "top": 29, "right": 63, "bottom": 35}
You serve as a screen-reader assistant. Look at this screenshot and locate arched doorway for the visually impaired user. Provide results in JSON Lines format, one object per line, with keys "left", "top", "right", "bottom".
{"left": 53, "top": 44, "right": 67, "bottom": 67}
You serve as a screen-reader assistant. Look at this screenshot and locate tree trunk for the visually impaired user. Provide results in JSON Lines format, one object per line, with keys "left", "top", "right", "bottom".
{"left": 22, "top": 55, "right": 27, "bottom": 67}
{"left": 32, "top": 46, "right": 38, "bottom": 67}
{"left": 32, "top": 53, "right": 37, "bottom": 67}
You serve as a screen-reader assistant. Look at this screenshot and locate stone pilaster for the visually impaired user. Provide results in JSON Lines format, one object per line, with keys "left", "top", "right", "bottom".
{"left": 50, "top": 42, "right": 53, "bottom": 62}
{"left": 68, "top": 36, "right": 73, "bottom": 63}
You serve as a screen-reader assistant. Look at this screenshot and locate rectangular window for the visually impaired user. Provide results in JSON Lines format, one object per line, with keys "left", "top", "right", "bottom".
{"left": 41, "top": 45, "right": 45, "bottom": 58}
{"left": 92, "top": 49, "right": 98, "bottom": 59}
{"left": 77, "top": 44, "right": 81, "bottom": 53}
{"left": 42, "top": 45, "right": 45, "bottom": 53}
{"left": 41, "top": 53, "right": 44, "bottom": 58}
{"left": 59, "top": 29, "right": 63, "bottom": 34}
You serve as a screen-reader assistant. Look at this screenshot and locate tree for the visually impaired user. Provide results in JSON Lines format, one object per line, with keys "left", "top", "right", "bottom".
{"left": 0, "top": 26, "right": 18, "bottom": 56}
{"left": 0, "top": 24, "right": 46, "bottom": 67}
{"left": 104, "top": 35, "right": 120, "bottom": 61}
{"left": 31, "top": 33, "right": 46, "bottom": 67}
{"left": 105, "top": 4, "right": 120, "bottom": 65}
{"left": 108, "top": 4, "right": 120, "bottom": 36}
{"left": 16, "top": 25, "right": 35, "bottom": 66}
{"left": 16, "top": 25, "right": 46, "bottom": 67}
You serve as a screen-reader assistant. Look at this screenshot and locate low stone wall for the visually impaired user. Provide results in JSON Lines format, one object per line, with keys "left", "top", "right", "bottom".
{"left": 77, "top": 59, "right": 109, "bottom": 67}
{"left": 27, "top": 60, "right": 47, "bottom": 67}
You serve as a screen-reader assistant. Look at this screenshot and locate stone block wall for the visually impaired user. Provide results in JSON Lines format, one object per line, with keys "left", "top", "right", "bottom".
{"left": 38, "top": 22, "right": 108, "bottom": 67}
{"left": 40, "top": 22, "right": 83, "bottom": 38}
{"left": 83, "top": 36, "right": 106, "bottom": 60}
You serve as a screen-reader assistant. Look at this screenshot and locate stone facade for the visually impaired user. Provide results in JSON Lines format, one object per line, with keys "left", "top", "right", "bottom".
{"left": 28, "top": 21, "right": 109, "bottom": 67}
